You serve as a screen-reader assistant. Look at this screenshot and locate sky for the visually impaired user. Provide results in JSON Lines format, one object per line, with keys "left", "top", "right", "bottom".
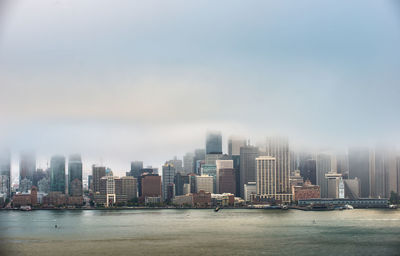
{"left": 0, "top": 0, "right": 400, "bottom": 178}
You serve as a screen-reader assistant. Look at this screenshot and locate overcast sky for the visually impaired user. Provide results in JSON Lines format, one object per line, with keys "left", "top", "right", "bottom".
{"left": 1, "top": 0, "right": 400, "bottom": 178}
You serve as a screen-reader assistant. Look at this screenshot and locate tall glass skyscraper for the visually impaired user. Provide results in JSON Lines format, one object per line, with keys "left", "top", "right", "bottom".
{"left": 50, "top": 155, "right": 66, "bottom": 193}
{"left": 206, "top": 131, "right": 222, "bottom": 154}
{"left": 68, "top": 154, "right": 82, "bottom": 196}
{"left": 19, "top": 152, "right": 36, "bottom": 192}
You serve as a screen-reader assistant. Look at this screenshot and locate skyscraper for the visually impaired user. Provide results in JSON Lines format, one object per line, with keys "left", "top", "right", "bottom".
{"left": 299, "top": 159, "right": 316, "bottom": 185}
{"left": 193, "top": 149, "right": 206, "bottom": 174}
{"left": 239, "top": 145, "right": 259, "bottom": 198}
{"left": 19, "top": 152, "right": 36, "bottom": 192}
{"left": 68, "top": 154, "right": 83, "bottom": 196}
{"left": 206, "top": 131, "right": 222, "bottom": 154}
{"left": 162, "top": 163, "right": 176, "bottom": 201}
{"left": 130, "top": 161, "right": 143, "bottom": 178}
{"left": 92, "top": 165, "right": 106, "bottom": 194}
{"left": 265, "top": 137, "right": 291, "bottom": 196}
{"left": 183, "top": 152, "right": 194, "bottom": 174}
{"left": 216, "top": 160, "right": 233, "bottom": 193}
{"left": 348, "top": 147, "right": 371, "bottom": 198}
{"left": 0, "top": 150, "right": 11, "bottom": 198}
{"left": 228, "top": 135, "right": 246, "bottom": 156}
{"left": 50, "top": 155, "right": 66, "bottom": 193}
{"left": 316, "top": 153, "right": 333, "bottom": 198}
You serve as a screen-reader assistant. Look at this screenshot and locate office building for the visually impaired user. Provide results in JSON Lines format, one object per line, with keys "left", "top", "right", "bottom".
{"left": 141, "top": 174, "right": 162, "bottom": 198}
{"left": 195, "top": 175, "right": 214, "bottom": 193}
{"left": 183, "top": 152, "right": 194, "bottom": 174}
{"left": 50, "top": 155, "right": 66, "bottom": 193}
{"left": 121, "top": 176, "right": 137, "bottom": 200}
{"left": 228, "top": 135, "right": 246, "bottom": 156}
{"left": 343, "top": 178, "right": 361, "bottom": 199}
{"left": 216, "top": 160, "right": 234, "bottom": 194}
{"left": 193, "top": 149, "right": 206, "bottom": 174}
{"left": 244, "top": 182, "right": 256, "bottom": 202}
{"left": 19, "top": 152, "right": 36, "bottom": 192}
{"left": 348, "top": 147, "right": 371, "bottom": 198}
{"left": 299, "top": 159, "right": 316, "bottom": 185}
{"left": 292, "top": 180, "right": 320, "bottom": 201}
{"left": 239, "top": 145, "right": 259, "bottom": 198}
{"left": 162, "top": 163, "right": 176, "bottom": 201}
{"left": 130, "top": 161, "right": 143, "bottom": 178}
{"left": 206, "top": 131, "right": 222, "bottom": 154}
{"left": 316, "top": 153, "right": 334, "bottom": 198}
{"left": 68, "top": 154, "right": 82, "bottom": 196}
{"left": 92, "top": 165, "right": 106, "bottom": 194}
{"left": 325, "top": 173, "right": 344, "bottom": 199}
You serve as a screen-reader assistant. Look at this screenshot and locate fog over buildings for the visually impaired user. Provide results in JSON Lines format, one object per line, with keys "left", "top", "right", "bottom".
{"left": 1, "top": 0, "right": 400, "bottom": 178}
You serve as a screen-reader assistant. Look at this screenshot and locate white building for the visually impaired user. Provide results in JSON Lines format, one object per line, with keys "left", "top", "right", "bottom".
{"left": 196, "top": 175, "right": 214, "bottom": 193}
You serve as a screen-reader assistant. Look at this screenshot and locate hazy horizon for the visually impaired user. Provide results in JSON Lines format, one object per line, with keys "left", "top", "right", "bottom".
{"left": 1, "top": 0, "right": 400, "bottom": 178}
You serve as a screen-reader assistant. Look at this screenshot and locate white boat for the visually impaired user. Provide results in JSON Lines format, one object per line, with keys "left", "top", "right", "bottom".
{"left": 389, "top": 204, "right": 398, "bottom": 209}
{"left": 344, "top": 204, "right": 354, "bottom": 210}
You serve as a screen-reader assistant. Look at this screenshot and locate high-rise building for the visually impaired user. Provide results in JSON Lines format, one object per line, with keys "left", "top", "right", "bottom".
{"left": 256, "top": 156, "right": 292, "bottom": 203}
{"left": 316, "top": 153, "right": 334, "bottom": 198}
{"left": 167, "top": 157, "right": 183, "bottom": 174}
{"left": 299, "top": 159, "right": 316, "bottom": 185}
{"left": 0, "top": 150, "right": 11, "bottom": 198}
{"left": 92, "top": 165, "right": 106, "bottom": 194}
{"left": 217, "top": 168, "right": 236, "bottom": 195}
{"left": 348, "top": 147, "right": 371, "bottom": 198}
{"left": 206, "top": 131, "right": 222, "bottom": 154}
{"left": 228, "top": 135, "right": 246, "bottom": 156}
{"left": 19, "top": 152, "right": 36, "bottom": 192}
{"left": 183, "top": 152, "right": 194, "bottom": 174}
{"left": 216, "top": 160, "right": 234, "bottom": 194}
{"left": 141, "top": 174, "right": 162, "bottom": 198}
{"left": 174, "top": 173, "right": 189, "bottom": 196}
{"left": 193, "top": 149, "right": 206, "bottom": 174}
{"left": 130, "top": 161, "right": 143, "bottom": 178}
{"left": 121, "top": 176, "right": 137, "bottom": 200}
{"left": 50, "top": 155, "right": 66, "bottom": 193}
{"left": 195, "top": 175, "right": 214, "bottom": 193}
{"left": 265, "top": 137, "right": 291, "bottom": 196}
{"left": 373, "top": 146, "right": 397, "bottom": 198}
{"left": 162, "top": 163, "right": 176, "bottom": 201}
{"left": 343, "top": 178, "right": 361, "bottom": 199}
{"left": 239, "top": 145, "right": 259, "bottom": 198}
{"left": 68, "top": 154, "right": 82, "bottom": 196}
{"left": 397, "top": 157, "right": 400, "bottom": 195}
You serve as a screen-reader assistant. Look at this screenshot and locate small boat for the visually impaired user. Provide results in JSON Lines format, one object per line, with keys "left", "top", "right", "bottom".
{"left": 214, "top": 206, "right": 220, "bottom": 212}
{"left": 389, "top": 204, "right": 398, "bottom": 209}
{"left": 344, "top": 204, "right": 354, "bottom": 210}
{"left": 20, "top": 205, "right": 32, "bottom": 211}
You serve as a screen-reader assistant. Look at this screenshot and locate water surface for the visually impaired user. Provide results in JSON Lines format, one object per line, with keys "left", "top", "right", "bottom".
{"left": 1, "top": 209, "right": 399, "bottom": 256}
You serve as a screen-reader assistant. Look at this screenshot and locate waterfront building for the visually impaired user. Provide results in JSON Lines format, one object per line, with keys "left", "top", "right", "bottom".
{"left": 68, "top": 154, "right": 82, "bottom": 196}
{"left": 298, "top": 198, "right": 389, "bottom": 208}
{"left": 206, "top": 131, "right": 222, "bottom": 154}
{"left": 192, "top": 190, "right": 211, "bottom": 207}
{"left": 92, "top": 165, "right": 106, "bottom": 194}
{"left": 256, "top": 156, "right": 292, "bottom": 203}
{"left": 239, "top": 145, "right": 259, "bottom": 198}
{"left": 325, "top": 173, "right": 344, "bottom": 199}
{"left": 19, "top": 152, "right": 36, "bottom": 192}
{"left": 244, "top": 182, "right": 256, "bottom": 202}
{"left": 292, "top": 180, "right": 320, "bottom": 201}
{"left": 211, "top": 193, "right": 235, "bottom": 207}
{"left": 343, "top": 178, "right": 361, "bottom": 199}
{"left": 162, "top": 163, "right": 176, "bottom": 201}
{"left": 173, "top": 194, "right": 193, "bottom": 206}
{"left": 12, "top": 186, "right": 38, "bottom": 208}
{"left": 195, "top": 175, "right": 214, "bottom": 193}
{"left": 289, "top": 170, "right": 304, "bottom": 187}
{"left": 50, "top": 155, "right": 66, "bottom": 194}
{"left": 372, "top": 146, "right": 397, "bottom": 198}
